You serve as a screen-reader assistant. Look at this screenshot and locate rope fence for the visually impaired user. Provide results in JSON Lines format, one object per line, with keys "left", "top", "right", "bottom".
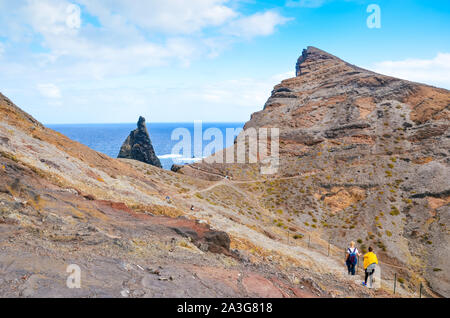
{"left": 284, "top": 230, "right": 427, "bottom": 298}
{"left": 184, "top": 166, "right": 429, "bottom": 298}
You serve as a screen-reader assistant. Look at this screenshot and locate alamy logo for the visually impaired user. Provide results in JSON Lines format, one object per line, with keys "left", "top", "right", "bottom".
{"left": 171, "top": 121, "right": 279, "bottom": 174}
{"left": 66, "top": 264, "right": 81, "bottom": 289}
{"left": 367, "top": 4, "right": 381, "bottom": 29}
{"left": 66, "top": 4, "right": 81, "bottom": 30}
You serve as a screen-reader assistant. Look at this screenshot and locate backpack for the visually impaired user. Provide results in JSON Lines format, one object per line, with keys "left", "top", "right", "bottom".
{"left": 348, "top": 248, "right": 357, "bottom": 265}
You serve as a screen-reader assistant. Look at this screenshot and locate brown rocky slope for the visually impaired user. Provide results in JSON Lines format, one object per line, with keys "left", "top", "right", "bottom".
{"left": 177, "top": 47, "right": 450, "bottom": 297}
{"left": 0, "top": 90, "right": 396, "bottom": 298}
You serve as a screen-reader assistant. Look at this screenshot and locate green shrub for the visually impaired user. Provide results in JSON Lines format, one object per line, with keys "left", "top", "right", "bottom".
{"left": 390, "top": 206, "right": 400, "bottom": 216}
{"left": 361, "top": 244, "right": 367, "bottom": 253}
{"left": 195, "top": 193, "right": 204, "bottom": 199}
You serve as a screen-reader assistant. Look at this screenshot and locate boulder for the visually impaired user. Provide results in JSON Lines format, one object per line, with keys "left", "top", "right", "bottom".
{"left": 171, "top": 164, "right": 184, "bottom": 173}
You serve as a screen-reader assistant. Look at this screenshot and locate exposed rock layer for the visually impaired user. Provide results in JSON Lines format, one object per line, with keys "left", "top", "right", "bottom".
{"left": 1, "top": 46, "right": 447, "bottom": 297}
{"left": 2, "top": 91, "right": 387, "bottom": 298}
{"left": 179, "top": 46, "right": 450, "bottom": 297}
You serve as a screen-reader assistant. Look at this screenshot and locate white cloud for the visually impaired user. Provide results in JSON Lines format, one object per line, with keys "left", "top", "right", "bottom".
{"left": 194, "top": 71, "right": 294, "bottom": 108}
{"left": 225, "top": 11, "right": 291, "bottom": 38}
{"left": 372, "top": 53, "right": 450, "bottom": 89}
{"left": 0, "top": 0, "right": 293, "bottom": 122}
{"left": 37, "top": 83, "right": 62, "bottom": 99}
{"left": 195, "top": 79, "right": 272, "bottom": 107}
{"left": 286, "top": 0, "right": 328, "bottom": 8}
{"left": 78, "top": 0, "right": 237, "bottom": 35}
{"left": 0, "top": 1, "right": 291, "bottom": 81}
{"left": 272, "top": 70, "right": 295, "bottom": 82}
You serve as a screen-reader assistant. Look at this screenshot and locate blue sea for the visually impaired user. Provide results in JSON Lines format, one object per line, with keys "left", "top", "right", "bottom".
{"left": 47, "top": 123, "right": 245, "bottom": 170}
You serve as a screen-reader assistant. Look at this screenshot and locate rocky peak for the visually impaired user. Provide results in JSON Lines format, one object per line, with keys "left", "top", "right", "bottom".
{"left": 295, "top": 46, "right": 364, "bottom": 78}
{"left": 118, "top": 116, "right": 162, "bottom": 168}
{"left": 137, "top": 116, "right": 146, "bottom": 130}
{"left": 184, "top": 47, "right": 450, "bottom": 297}
{"left": 296, "top": 46, "right": 335, "bottom": 76}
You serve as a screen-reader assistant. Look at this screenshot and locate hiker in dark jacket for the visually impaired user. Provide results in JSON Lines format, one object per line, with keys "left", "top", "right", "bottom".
{"left": 345, "top": 241, "right": 361, "bottom": 275}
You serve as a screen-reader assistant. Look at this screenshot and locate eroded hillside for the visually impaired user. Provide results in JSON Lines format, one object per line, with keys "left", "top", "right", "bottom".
{"left": 176, "top": 47, "right": 450, "bottom": 297}
{"left": 0, "top": 91, "right": 395, "bottom": 298}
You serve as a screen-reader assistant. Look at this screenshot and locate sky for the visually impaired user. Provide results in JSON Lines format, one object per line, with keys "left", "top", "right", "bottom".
{"left": 0, "top": 0, "right": 449, "bottom": 124}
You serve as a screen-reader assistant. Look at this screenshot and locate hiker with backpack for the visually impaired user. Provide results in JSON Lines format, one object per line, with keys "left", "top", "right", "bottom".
{"left": 362, "top": 247, "right": 379, "bottom": 287}
{"left": 345, "top": 241, "right": 361, "bottom": 275}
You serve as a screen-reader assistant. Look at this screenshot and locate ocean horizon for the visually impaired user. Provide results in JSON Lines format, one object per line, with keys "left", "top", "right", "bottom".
{"left": 47, "top": 122, "right": 245, "bottom": 170}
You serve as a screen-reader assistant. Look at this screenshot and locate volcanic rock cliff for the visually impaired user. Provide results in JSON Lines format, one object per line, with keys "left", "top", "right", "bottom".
{"left": 118, "top": 116, "right": 162, "bottom": 168}
{"left": 177, "top": 47, "right": 450, "bottom": 297}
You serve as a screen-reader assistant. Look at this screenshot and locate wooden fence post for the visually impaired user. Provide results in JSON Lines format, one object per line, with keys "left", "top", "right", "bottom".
{"left": 357, "top": 256, "right": 359, "bottom": 274}
{"left": 394, "top": 273, "right": 397, "bottom": 294}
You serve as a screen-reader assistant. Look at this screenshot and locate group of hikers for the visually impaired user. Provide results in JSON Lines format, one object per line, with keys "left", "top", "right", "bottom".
{"left": 345, "top": 241, "right": 379, "bottom": 287}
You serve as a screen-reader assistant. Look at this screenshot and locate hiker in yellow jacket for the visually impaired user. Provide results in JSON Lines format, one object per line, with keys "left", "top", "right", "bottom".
{"left": 362, "top": 247, "right": 378, "bottom": 287}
